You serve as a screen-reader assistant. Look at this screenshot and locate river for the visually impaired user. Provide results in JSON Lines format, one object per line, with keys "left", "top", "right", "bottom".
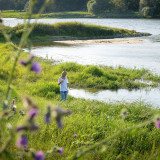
{"left": 3, "top": 18, "right": 160, "bottom": 107}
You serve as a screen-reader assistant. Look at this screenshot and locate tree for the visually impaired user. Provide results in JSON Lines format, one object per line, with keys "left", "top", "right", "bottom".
{"left": 110, "top": 0, "right": 128, "bottom": 12}
{"left": 87, "top": 0, "right": 110, "bottom": 14}
{"left": 0, "top": 0, "right": 11, "bottom": 10}
{"left": 126, "top": 0, "right": 140, "bottom": 11}
{"left": 139, "top": 0, "right": 160, "bottom": 16}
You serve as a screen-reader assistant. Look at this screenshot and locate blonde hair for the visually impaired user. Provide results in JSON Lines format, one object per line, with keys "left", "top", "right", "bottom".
{"left": 61, "top": 71, "right": 67, "bottom": 76}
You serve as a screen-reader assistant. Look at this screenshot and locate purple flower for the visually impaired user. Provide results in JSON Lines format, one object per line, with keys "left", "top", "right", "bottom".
{"left": 30, "top": 54, "right": 35, "bottom": 60}
{"left": 34, "top": 151, "right": 45, "bottom": 160}
{"left": 10, "top": 104, "right": 14, "bottom": 108}
{"left": 16, "top": 126, "right": 28, "bottom": 132}
{"left": 29, "top": 108, "right": 38, "bottom": 119}
{"left": 12, "top": 99, "right": 15, "bottom": 103}
{"left": 74, "top": 134, "right": 77, "bottom": 137}
{"left": 45, "top": 115, "right": 50, "bottom": 124}
{"left": 156, "top": 120, "right": 160, "bottom": 128}
{"left": 58, "top": 147, "right": 64, "bottom": 155}
{"left": 17, "top": 135, "right": 28, "bottom": 150}
{"left": 31, "top": 62, "right": 41, "bottom": 74}
{"left": 20, "top": 60, "right": 27, "bottom": 66}
{"left": 123, "top": 111, "right": 127, "bottom": 115}
{"left": 19, "top": 110, "right": 25, "bottom": 116}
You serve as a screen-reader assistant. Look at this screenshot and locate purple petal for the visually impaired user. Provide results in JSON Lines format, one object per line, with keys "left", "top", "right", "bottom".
{"left": 34, "top": 151, "right": 45, "bottom": 160}
{"left": 31, "top": 62, "right": 41, "bottom": 74}
{"left": 17, "top": 135, "right": 28, "bottom": 149}
{"left": 58, "top": 147, "right": 64, "bottom": 155}
{"left": 30, "top": 54, "right": 35, "bottom": 60}
{"left": 20, "top": 60, "right": 27, "bottom": 66}
{"left": 123, "top": 111, "right": 127, "bottom": 115}
{"left": 45, "top": 116, "right": 50, "bottom": 124}
{"left": 156, "top": 120, "right": 160, "bottom": 128}
{"left": 29, "top": 108, "right": 38, "bottom": 119}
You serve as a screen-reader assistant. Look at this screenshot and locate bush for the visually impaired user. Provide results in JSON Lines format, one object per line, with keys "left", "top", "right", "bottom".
{"left": 83, "top": 66, "right": 104, "bottom": 77}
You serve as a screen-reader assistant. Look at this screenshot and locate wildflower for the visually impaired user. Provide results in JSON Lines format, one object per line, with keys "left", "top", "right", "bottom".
{"left": 34, "top": 151, "right": 45, "bottom": 160}
{"left": 30, "top": 54, "right": 35, "bottom": 60}
{"left": 156, "top": 120, "right": 160, "bottom": 128}
{"left": 6, "top": 123, "right": 13, "bottom": 130}
{"left": 12, "top": 99, "right": 15, "bottom": 103}
{"left": 53, "top": 107, "right": 72, "bottom": 129}
{"left": 121, "top": 108, "right": 128, "bottom": 116}
{"left": 45, "top": 105, "right": 51, "bottom": 124}
{"left": 123, "top": 111, "right": 127, "bottom": 115}
{"left": 31, "top": 62, "right": 41, "bottom": 74}
{"left": 45, "top": 115, "right": 50, "bottom": 123}
{"left": 19, "top": 110, "right": 25, "bottom": 116}
{"left": 58, "top": 147, "right": 64, "bottom": 155}
{"left": 17, "top": 135, "right": 28, "bottom": 150}
{"left": 74, "top": 134, "right": 77, "bottom": 137}
{"left": 16, "top": 126, "right": 28, "bottom": 132}
{"left": 29, "top": 108, "right": 38, "bottom": 119}
{"left": 20, "top": 60, "right": 27, "bottom": 66}
{"left": 10, "top": 104, "right": 17, "bottom": 112}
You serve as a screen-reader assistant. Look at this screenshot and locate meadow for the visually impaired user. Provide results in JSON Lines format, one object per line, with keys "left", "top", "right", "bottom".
{"left": 1, "top": 42, "right": 160, "bottom": 159}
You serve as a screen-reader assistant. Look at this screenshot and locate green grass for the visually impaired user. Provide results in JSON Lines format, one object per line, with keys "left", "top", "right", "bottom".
{"left": 1, "top": 43, "right": 160, "bottom": 159}
{"left": 1, "top": 10, "right": 95, "bottom": 19}
{"left": 0, "top": 22, "right": 150, "bottom": 43}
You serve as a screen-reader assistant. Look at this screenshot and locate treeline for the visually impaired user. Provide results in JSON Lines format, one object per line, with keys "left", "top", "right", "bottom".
{"left": 87, "top": 0, "right": 160, "bottom": 17}
{"left": 0, "top": 0, "right": 160, "bottom": 17}
{"left": 0, "top": 0, "right": 88, "bottom": 12}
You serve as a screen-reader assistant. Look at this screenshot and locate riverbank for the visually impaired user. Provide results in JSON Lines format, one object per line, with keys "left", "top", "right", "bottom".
{"left": 1, "top": 42, "right": 160, "bottom": 159}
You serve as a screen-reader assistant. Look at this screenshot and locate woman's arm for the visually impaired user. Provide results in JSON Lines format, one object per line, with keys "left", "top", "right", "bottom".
{"left": 58, "top": 79, "right": 64, "bottom": 85}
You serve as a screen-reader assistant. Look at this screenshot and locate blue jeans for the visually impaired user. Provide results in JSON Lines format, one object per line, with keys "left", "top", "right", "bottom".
{"left": 60, "top": 91, "right": 68, "bottom": 101}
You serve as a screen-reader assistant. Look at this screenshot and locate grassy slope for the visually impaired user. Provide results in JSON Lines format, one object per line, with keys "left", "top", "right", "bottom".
{"left": 0, "top": 22, "right": 150, "bottom": 43}
{"left": 1, "top": 43, "right": 160, "bottom": 159}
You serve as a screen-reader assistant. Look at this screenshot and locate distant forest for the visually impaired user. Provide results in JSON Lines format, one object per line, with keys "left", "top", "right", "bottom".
{"left": 0, "top": 0, "right": 160, "bottom": 17}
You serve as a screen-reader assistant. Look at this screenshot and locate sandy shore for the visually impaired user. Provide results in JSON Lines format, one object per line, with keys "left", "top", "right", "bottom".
{"left": 54, "top": 38, "right": 143, "bottom": 45}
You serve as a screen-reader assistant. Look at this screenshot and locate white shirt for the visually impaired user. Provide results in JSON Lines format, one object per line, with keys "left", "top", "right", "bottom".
{"left": 58, "top": 77, "right": 68, "bottom": 91}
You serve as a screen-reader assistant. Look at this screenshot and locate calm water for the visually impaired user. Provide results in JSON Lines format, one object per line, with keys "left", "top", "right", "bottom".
{"left": 3, "top": 18, "right": 160, "bottom": 106}
{"left": 69, "top": 88, "right": 160, "bottom": 107}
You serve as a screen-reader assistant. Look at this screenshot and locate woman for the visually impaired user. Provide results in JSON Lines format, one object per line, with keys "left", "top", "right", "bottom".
{"left": 58, "top": 71, "right": 69, "bottom": 101}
